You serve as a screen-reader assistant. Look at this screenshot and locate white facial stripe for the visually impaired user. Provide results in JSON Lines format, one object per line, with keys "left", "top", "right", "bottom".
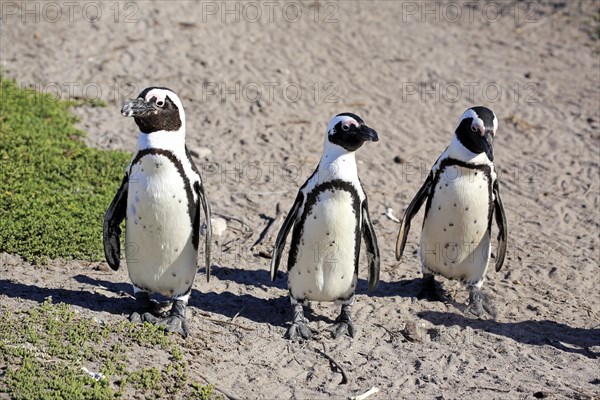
{"left": 145, "top": 89, "right": 167, "bottom": 104}
{"left": 327, "top": 115, "right": 358, "bottom": 134}
{"left": 492, "top": 114, "right": 498, "bottom": 135}
{"left": 145, "top": 89, "right": 185, "bottom": 112}
{"left": 458, "top": 108, "right": 495, "bottom": 135}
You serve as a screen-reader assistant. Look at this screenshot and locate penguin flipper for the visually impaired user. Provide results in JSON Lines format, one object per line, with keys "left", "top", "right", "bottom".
{"left": 361, "top": 198, "right": 380, "bottom": 291}
{"left": 270, "top": 192, "right": 303, "bottom": 281}
{"left": 196, "top": 181, "right": 212, "bottom": 282}
{"left": 395, "top": 173, "right": 432, "bottom": 261}
{"left": 493, "top": 181, "right": 508, "bottom": 272}
{"left": 103, "top": 174, "right": 129, "bottom": 271}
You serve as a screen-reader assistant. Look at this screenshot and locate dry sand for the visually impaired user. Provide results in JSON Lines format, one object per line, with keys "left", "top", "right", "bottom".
{"left": 1, "top": 1, "right": 599, "bottom": 398}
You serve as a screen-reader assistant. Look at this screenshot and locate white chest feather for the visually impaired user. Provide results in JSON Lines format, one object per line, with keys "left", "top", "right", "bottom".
{"left": 420, "top": 164, "right": 492, "bottom": 284}
{"left": 288, "top": 187, "right": 360, "bottom": 302}
{"left": 125, "top": 153, "right": 197, "bottom": 297}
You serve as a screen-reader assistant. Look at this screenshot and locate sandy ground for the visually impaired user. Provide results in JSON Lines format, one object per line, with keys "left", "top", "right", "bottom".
{"left": 1, "top": 1, "right": 599, "bottom": 398}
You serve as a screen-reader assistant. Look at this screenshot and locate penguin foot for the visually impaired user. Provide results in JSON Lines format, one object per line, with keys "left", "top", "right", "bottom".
{"left": 128, "top": 291, "right": 164, "bottom": 321}
{"left": 417, "top": 274, "right": 441, "bottom": 301}
{"left": 285, "top": 304, "right": 313, "bottom": 340}
{"left": 131, "top": 300, "right": 190, "bottom": 337}
{"left": 331, "top": 304, "right": 354, "bottom": 339}
{"left": 149, "top": 314, "right": 190, "bottom": 338}
{"left": 285, "top": 321, "right": 314, "bottom": 341}
{"left": 465, "top": 288, "right": 497, "bottom": 319}
{"left": 129, "top": 292, "right": 155, "bottom": 322}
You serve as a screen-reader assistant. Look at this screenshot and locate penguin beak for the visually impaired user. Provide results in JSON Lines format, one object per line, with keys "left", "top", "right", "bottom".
{"left": 121, "top": 98, "right": 158, "bottom": 117}
{"left": 482, "top": 130, "right": 494, "bottom": 161}
{"left": 358, "top": 125, "right": 379, "bottom": 142}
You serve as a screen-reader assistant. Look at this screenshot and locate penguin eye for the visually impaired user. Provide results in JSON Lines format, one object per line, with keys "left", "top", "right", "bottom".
{"left": 470, "top": 125, "right": 478, "bottom": 133}
{"left": 156, "top": 100, "right": 165, "bottom": 107}
{"left": 342, "top": 124, "right": 350, "bottom": 132}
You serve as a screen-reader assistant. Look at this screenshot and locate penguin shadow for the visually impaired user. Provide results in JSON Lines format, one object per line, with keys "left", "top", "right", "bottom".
{"left": 189, "top": 289, "right": 291, "bottom": 328}
{"left": 0, "top": 276, "right": 132, "bottom": 316}
{"left": 355, "top": 277, "right": 422, "bottom": 298}
{"left": 418, "top": 310, "right": 600, "bottom": 359}
{"left": 211, "top": 264, "right": 287, "bottom": 290}
{"left": 73, "top": 273, "right": 292, "bottom": 328}
{"left": 212, "top": 264, "right": 421, "bottom": 299}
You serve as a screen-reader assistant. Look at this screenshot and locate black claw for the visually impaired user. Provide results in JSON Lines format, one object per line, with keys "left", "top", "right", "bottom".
{"left": 162, "top": 315, "right": 190, "bottom": 337}
{"left": 285, "top": 321, "right": 313, "bottom": 340}
{"left": 332, "top": 304, "right": 354, "bottom": 339}
{"left": 130, "top": 299, "right": 189, "bottom": 337}
{"left": 140, "top": 311, "right": 160, "bottom": 323}
{"left": 129, "top": 311, "right": 143, "bottom": 323}
{"left": 286, "top": 303, "right": 313, "bottom": 340}
{"left": 465, "top": 288, "right": 497, "bottom": 319}
{"left": 417, "top": 275, "right": 441, "bottom": 301}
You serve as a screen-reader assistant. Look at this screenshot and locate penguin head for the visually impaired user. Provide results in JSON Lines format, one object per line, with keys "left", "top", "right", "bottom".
{"left": 325, "top": 112, "right": 379, "bottom": 152}
{"left": 121, "top": 87, "right": 185, "bottom": 134}
{"left": 454, "top": 106, "right": 498, "bottom": 162}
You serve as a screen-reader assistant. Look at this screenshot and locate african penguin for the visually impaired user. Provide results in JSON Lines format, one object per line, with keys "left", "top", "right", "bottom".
{"left": 271, "top": 113, "right": 380, "bottom": 340}
{"left": 103, "top": 87, "right": 212, "bottom": 337}
{"left": 395, "top": 106, "right": 507, "bottom": 318}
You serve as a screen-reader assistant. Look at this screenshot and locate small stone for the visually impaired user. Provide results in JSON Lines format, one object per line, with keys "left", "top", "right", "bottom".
{"left": 95, "top": 263, "right": 110, "bottom": 272}
{"left": 393, "top": 155, "right": 404, "bottom": 164}
{"left": 402, "top": 321, "right": 423, "bottom": 343}
{"left": 209, "top": 217, "right": 227, "bottom": 236}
